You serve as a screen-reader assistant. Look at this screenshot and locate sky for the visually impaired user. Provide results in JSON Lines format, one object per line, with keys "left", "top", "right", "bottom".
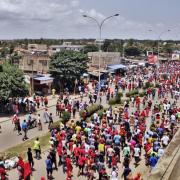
{"left": 0, "top": 0, "right": 179, "bottom": 40}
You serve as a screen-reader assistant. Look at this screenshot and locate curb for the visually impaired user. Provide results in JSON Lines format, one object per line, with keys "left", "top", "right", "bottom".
{"left": 0, "top": 95, "right": 81, "bottom": 124}
{"left": 0, "top": 104, "right": 56, "bottom": 124}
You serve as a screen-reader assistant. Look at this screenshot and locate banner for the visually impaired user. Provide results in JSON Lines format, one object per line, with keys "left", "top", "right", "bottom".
{"left": 172, "top": 53, "right": 180, "bottom": 60}
{"left": 148, "top": 55, "right": 158, "bottom": 64}
{"left": 147, "top": 51, "right": 153, "bottom": 56}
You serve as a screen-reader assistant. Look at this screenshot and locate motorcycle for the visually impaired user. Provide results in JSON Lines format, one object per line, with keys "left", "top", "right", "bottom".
{"left": 27, "top": 118, "right": 37, "bottom": 129}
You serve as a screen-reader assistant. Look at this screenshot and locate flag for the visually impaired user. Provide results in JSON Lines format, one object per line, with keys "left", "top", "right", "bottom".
{"left": 148, "top": 55, "right": 157, "bottom": 64}
{"left": 172, "top": 53, "right": 179, "bottom": 60}
{"left": 24, "top": 162, "right": 32, "bottom": 180}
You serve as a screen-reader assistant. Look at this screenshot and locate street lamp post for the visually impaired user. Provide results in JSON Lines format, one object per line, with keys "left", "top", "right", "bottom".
{"left": 30, "top": 51, "right": 35, "bottom": 96}
{"left": 149, "top": 29, "right": 171, "bottom": 65}
{"left": 83, "top": 14, "right": 119, "bottom": 94}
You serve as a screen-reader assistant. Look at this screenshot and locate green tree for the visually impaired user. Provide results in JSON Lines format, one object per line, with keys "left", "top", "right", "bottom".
{"left": 83, "top": 44, "right": 98, "bottom": 54}
{"left": 8, "top": 52, "right": 22, "bottom": 65}
{"left": 49, "top": 51, "right": 88, "bottom": 92}
{"left": 102, "top": 39, "right": 111, "bottom": 52}
{"left": 162, "top": 43, "right": 173, "bottom": 56}
{"left": 125, "top": 46, "right": 141, "bottom": 56}
{"left": 0, "top": 63, "right": 28, "bottom": 102}
{"left": 127, "top": 39, "right": 134, "bottom": 46}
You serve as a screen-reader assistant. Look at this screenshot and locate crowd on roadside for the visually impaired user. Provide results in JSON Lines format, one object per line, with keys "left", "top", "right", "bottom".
{"left": 0, "top": 61, "right": 180, "bottom": 180}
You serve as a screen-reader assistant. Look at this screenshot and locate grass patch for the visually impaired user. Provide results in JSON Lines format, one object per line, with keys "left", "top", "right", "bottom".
{"left": 0, "top": 133, "right": 50, "bottom": 159}
{"left": 0, "top": 120, "right": 62, "bottom": 159}
{"left": 0, "top": 132, "right": 51, "bottom": 160}
{"left": 0, "top": 120, "right": 64, "bottom": 160}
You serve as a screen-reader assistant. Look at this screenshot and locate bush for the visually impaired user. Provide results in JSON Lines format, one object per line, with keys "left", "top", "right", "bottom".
{"left": 98, "top": 109, "right": 106, "bottom": 119}
{"left": 118, "top": 92, "right": 123, "bottom": 97}
{"left": 139, "top": 91, "right": 147, "bottom": 97}
{"left": 143, "top": 82, "right": 154, "bottom": 89}
{"left": 50, "top": 120, "right": 60, "bottom": 130}
{"left": 109, "top": 98, "right": 118, "bottom": 105}
{"left": 79, "top": 104, "right": 102, "bottom": 119}
{"left": 155, "top": 83, "right": 160, "bottom": 88}
{"left": 126, "top": 89, "right": 139, "bottom": 97}
{"left": 109, "top": 93, "right": 122, "bottom": 105}
{"left": 62, "top": 111, "right": 71, "bottom": 123}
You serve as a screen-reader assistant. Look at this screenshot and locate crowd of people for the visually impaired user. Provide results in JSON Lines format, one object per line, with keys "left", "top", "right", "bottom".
{"left": 0, "top": 61, "right": 180, "bottom": 180}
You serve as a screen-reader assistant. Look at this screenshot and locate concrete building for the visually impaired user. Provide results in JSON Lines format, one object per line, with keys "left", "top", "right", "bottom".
{"left": 49, "top": 42, "right": 84, "bottom": 55}
{"left": 28, "top": 44, "right": 48, "bottom": 51}
{"left": 88, "top": 52, "right": 121, "bottom": 68}
{"left": 19, "top": 50, "right": 50, "bottom": 74}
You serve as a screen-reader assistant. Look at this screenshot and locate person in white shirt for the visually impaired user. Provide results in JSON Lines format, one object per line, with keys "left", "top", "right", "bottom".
{"left": 158, "top": 147, "right": 164, "bottom": 157}
{"left": 134, "top": 145, "right": 141, "bottom": 166}
{"left": 161, "top": 135, "right": 169, "bottom": 147}
{"left": 107, "top": 146, "right": 115, "bottom": 168}
{"left": 111, "top": 167, "right": 118, "bottom": 180}
{"left": 85, "top": 143, "right": 90, "bottom": 153}
{"left": 163, "top": 103, "right": 167, "bottom": 114}
{"left": 170, "top": 114, "right": 176, "bottom": 123}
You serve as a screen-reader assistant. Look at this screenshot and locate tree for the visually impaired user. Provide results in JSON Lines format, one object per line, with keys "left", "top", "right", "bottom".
{"left": 8, "top": 52, "right": 22, "bottom": 65}
{"left": 127, "top": 39, "right": 134, "bottom": 46}
{"left": 83, "top": 45, "right": 98, "bottom": 54}
{"left": 162, "top": 43, "right": 173, "bottom": 56}
{"left": 0, "top": 63, "right": 28, "bottom": 102}
{"left": 49, "top": 51, "right": 88, "bottom": 92}
{"left": 125, "top": 46, "right": 141, "bottom": 57}
{"left": 102, "top": 39, "right": 111, "bottom": 52}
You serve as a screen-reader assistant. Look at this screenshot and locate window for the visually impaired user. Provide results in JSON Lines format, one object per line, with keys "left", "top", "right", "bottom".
{"left": 39, "top": 60, "right": 47, "bottom": 66}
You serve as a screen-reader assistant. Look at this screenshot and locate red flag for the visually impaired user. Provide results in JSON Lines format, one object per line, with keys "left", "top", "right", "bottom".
{"left": 24, "top": 162, "right": 32, "bottom": 179}
{"left": 148, "top": 55, "right": 157, "bottom": 64}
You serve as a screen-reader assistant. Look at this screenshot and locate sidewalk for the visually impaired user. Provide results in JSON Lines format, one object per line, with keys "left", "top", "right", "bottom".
{"left": 0, "top": 93, "right": 82, "bottom": 151}
{"left": 0, "top": 94, "right": 81, "bottom": 124}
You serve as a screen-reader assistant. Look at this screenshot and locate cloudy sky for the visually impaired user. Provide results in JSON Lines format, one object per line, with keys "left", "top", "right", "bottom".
{"left": 0, "top": 0, "right": 179, "bottom": 40}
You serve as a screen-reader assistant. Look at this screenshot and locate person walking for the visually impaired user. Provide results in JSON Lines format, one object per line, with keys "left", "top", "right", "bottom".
{"left": 33, "top": 138, "right": 41, "bottom": 160}
{"left": 17, "top": 119, "right": 22, "bottom": 135}
{"left": 21, "top": 120, "right": 28, "bottom": 141}
{"left": 48, "top": 113, "right": 53, "bottom": 130}
{"left": 45, "top": 155, "right": 53, "bottom": 179}
{"left": 43, "top": 109, "right": 49, "bottom": 123}
{"left": 27, "top": 148, "right": 34, "bottom": 169}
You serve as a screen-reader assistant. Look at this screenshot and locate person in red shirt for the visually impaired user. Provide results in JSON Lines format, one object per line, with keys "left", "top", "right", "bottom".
{"left": 57, "top": 143, "right": 63, "bottom": 166}
{"left": 36, "top": 96, "right": 40, "bottom": 108}
{"left": 68, "top": 140, "right": 73, "bottom": 154}
{"left": 44, "top": 96, "right": 48, "bottom": 107}
{"left": 0, "top": 165, "right": 8, "bottom": 180}
{"left": 77, "top": 155, "right": 87, "bottom": 176}
{"left": 112, "top": 154, "right": 118, "bottom": 167}
{"left": 65, "top": 155, "right": 73, "bottom": 179}
{"left": 74, "top": 145, "right": 80, "bottom": 166}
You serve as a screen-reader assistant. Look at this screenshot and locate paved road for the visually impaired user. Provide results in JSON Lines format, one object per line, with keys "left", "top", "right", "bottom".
{"left": 0, "top": 94, "right": 83, "bottom": 152}
{"left": 0, "top": 91, "right": 107, "bottom": 152}
{"left": 6, "top": 94, "right": 150, "bottom": 180}
{"left": 2, "top": 85, "right": 179, "bottom": 179}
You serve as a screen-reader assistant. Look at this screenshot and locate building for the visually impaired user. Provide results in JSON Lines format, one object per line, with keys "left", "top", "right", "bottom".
{"left": 18, "top": 44, "right": 52, "bottom": 95}
{"left": 88, "top": 52, "right": 121, "bottom": 68}
{"left": 19, "top": 50, "right": 50, "bottom": 74}
{"left": 28, "top": 44, "right": 48, "bottom": 51}
{"left": 49, "top": 42, "right": 84, "bottom": 55}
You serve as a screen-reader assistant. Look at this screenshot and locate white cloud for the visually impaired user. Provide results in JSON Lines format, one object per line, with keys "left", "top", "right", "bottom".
{"left": 71, "top": 0, "right": 79, "bottom": 7}
{"left": 0, "top": 0, "right": 176, "bottom": 39}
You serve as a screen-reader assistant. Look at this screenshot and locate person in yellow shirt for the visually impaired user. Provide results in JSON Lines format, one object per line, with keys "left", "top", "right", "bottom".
{"left": 33, "top": 137, "right": 41, "bottom": 160}
{"left": 75, "top": 125, "right": 81, "bottom": 134}
{"left": 98, "top": 143, "right": 105, "bottom": 154}
{"left": 69, "top": 120, "right": 75, "bottom": 129}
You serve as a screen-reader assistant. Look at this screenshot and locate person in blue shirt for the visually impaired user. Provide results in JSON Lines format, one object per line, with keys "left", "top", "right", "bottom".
{"left": 45, "top": 155, "right": 53, "bottom": 179}
{"left": 21, "top": 120, "right": 28, "bottom": 141}
{"left": 149, "top": 153, "right": 158, "bottom": 172}
{"left": 113, "top": 133, "right": 121, "bottom": 146}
